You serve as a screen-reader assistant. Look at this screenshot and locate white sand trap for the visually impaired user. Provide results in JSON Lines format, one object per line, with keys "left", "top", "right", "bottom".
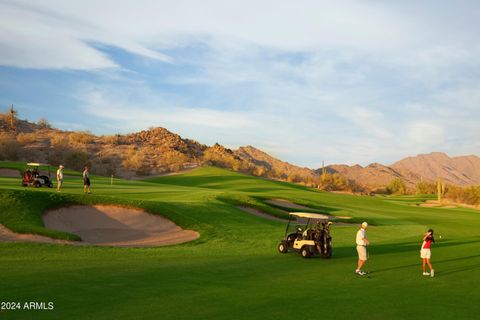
{"left": 237, "top": 206, "right": 288, "bottom": 222}
{"left": 266, "top": 199, "right": 313, "bottom": 210}
{"left": 43, "top": 205, "right": 199, "bottom": 247}
{"left": 0, "top": 168, "right": 20, "bottom": 177}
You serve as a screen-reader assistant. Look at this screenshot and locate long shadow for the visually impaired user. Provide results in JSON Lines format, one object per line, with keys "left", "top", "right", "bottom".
{"left": 370, "top": 254, "right": 480, "bottom": 276}
{"left": 332, "top": 239, "right": 480, "bottom": 259}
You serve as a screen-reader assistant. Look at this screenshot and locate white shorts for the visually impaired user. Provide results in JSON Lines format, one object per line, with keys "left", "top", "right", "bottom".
{"left": 357, "top": 245, "right": 368, "bottom": 261}
{"left": 420, "top": 248, "right": 431, "bottom": 259}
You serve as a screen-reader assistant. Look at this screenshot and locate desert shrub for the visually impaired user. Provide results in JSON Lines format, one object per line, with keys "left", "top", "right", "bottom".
{"left": 50, "top": 133, "right": 69, "bottom": 148}
{"left": 446, "top": 185, "right": 480, "bottom": 205}
{"left": 16, "top": 132, "right": 38, "bottom": 145}
{"left": 415, "top": 181, "right": 437, "bottom": 194}
{"left": 0, "top": 133, "right": 21, "bottom": 160}
{"left": 63, "top": 151, "right": 90, "bottom": 171}
{"left": 102, "top": 134, "right": 123, "bottom": 145}
{"left": 122, "top": 148, "right": 150, "bottom": 176}
{"left": 37, "top": 118, "right": 52, "bottom": 129}
{"left": 68, "top": 131, "right": 94, "bottom": 145}
{"left": 159, "top": 150, "right": 189, "bottom": 172}
{"left": 91, "top": 156, "right": 117, "bottom": 176}
{"left": 387, "top": 178, "right": 407, "bottom": 195}
{"left": 317, "top": 172, "right": 358, "bottom": 192}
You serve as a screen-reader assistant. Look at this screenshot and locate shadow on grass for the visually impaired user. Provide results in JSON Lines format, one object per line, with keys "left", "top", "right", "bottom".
{"left": 332, "top": 238, "right": 480, "bottom": 260}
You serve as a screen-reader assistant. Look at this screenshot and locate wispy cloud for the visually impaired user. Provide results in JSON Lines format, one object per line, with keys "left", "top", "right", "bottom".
{"left": 1, "top": 0, "right": 479, "bottom": 167}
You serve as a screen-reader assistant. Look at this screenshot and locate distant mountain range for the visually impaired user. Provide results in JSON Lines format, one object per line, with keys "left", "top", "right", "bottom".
{"left": 325, "top": 152, "right": 480, "bottom": 189}
{"left": 1, "top": 114, "right": 479, "bottom": 189}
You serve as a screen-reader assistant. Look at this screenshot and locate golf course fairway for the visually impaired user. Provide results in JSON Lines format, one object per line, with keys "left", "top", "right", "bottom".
{"left": 1, "top": 165, "right": 479, "bottom": 319}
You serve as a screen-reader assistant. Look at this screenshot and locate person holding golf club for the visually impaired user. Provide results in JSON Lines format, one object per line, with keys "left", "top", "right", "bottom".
{"left": 83, "top": 165, "right": 91, "bottom": 194}
{"left": 421, "top": 229, "right": 435, "bottom": 277}
{"left": 355, "top": 222, "right": 369, "bottom": 276}
{"left": 56, "top": 165, "right": 64, "bottom": 192}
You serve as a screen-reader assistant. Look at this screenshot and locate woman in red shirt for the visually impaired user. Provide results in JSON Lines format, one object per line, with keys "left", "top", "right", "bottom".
{"left": 420, "top": 229, "right": 435, "bottom": 277}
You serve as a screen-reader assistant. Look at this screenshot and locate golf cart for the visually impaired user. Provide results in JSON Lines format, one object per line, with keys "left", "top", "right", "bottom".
{"left": 278, "top": 212, "right": 333, "bottom": 258}
{"left": 21, "top": 163, "right": 53, "bottom": 188}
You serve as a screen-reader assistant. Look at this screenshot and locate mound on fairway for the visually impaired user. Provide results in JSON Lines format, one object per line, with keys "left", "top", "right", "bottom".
{"left": 43, "top": 205, "right": 199, "bottom": 247}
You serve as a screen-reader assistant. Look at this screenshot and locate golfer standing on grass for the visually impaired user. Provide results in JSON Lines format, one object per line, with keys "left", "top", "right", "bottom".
{"left": 355, "top": 222, "right": 369, "bottom": 276}
{"left": 421, "top": 229, "right": 435, "bottom": 277}
{"left": 56, "top": 165, "right": 64, "bottom": 192}
{"left": 83, "top": 166, "right": 91, "bottom": 194}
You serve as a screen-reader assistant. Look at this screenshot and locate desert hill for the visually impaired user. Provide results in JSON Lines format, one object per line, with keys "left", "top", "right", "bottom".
{"left": 391, "top": 152, "right": 480, "bottom": 186}
{"left": 1, "top": 113, "right": 479, "bottom": 190}
{"left": 0, "top": 115, "right": 319, "bottom": 183}
{"left": 324, "top": 152, "right": 480, "bottom": 189}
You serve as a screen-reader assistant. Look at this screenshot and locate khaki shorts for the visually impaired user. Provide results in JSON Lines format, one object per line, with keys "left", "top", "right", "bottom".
{"left": 357, "top": 245, "right": 368, "bottom": 261}
{"left": 420, "top": 248, "right": 431, "bottom": 259}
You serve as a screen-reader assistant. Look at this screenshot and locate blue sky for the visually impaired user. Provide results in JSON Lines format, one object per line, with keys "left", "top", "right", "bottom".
{"left": 1, "top": 0, "right": 479, "bottom": 167}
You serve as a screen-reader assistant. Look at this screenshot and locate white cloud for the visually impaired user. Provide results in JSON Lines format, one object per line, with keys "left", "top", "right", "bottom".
{"left": 79, "top": 87, "right": 256, "bottom": 131}
{"left": 2, "top": 0, "right": 479, "bottom": 167}
{"left": 1, "top": 0, "right": 477, "bottom": 70}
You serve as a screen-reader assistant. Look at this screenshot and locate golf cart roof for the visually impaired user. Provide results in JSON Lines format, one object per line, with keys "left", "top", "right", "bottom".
{"left": 289, "top": 212, "right": 330, "bottom": 220}
{"left": 26, "top": 163, "right": 50, "bottom": 167}
{"left": 26, "top": 162, "right": 42, "bottom": 166}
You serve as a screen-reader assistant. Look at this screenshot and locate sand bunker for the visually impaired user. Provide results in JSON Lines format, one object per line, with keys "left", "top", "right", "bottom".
{"left": 0, "top": 168, "right": 20, "bottom": 177}
{"left": 419, "top": 200, "right": 458, "bottom": 209}
{"left": 266, "top": 199, "right": 313, "bottom": 210}
{"left": 237, "top": 206, "right": 288, "bottom": 222}
{"left": 42, "top": 205, "right": 199, "bottom": 247}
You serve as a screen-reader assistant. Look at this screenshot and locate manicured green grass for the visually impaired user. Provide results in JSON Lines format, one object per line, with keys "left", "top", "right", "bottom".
{"left": 1, "top": 165, "right": 480, "bottom": 319}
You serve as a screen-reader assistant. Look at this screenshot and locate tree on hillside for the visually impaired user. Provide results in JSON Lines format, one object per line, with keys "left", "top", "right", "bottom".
{"left": 37, "top": 117, "right": 52, "bottom": 129}
{"left": 387, "top": 178, "right": 407, "bottom": 195}
{"left": 415, "top": 181, "right": 436, "bottom": 194}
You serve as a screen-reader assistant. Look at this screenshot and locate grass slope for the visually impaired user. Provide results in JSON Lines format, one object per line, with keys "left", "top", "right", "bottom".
{"left": 1, "top": 165, "right": 480, "bottom": 319}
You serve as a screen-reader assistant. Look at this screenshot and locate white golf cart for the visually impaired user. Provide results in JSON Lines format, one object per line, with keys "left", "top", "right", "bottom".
{"left": 278, "top": 212, "right": 333, "bottom": 258}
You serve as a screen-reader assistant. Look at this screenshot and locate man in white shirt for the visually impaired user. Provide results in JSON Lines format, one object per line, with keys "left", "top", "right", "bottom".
{"left": 355, "top": 222, "right": 369, "bottom": 276}
{"left": 56, "top": 165, "right": 64, "bottom": 192}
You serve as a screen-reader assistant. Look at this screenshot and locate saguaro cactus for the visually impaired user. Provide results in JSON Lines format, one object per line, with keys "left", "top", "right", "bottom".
{"left": 321, "top": 160, "right": 326, "bottom": 182}
{"left": 437, "top": 178, "right": 445, "bottom": 201}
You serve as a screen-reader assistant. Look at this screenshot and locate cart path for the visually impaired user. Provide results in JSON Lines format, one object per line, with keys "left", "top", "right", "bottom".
{"left": 0, "top": 168, "right": 20, "bottom": 177}
{"left": 237, "top": 206, "right": 289, "bottom": 222}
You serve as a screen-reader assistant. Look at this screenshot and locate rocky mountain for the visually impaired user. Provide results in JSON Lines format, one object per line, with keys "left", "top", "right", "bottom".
{"left": 324, "top": 152, "right": 480, "bottom": 189}
{"left": 2, "top": 113, "right": 479, "bottom": 189}
{"left": 0, "top": 115, "right": 317, "bottom": 182}
{"left": 324, "top": 163, "right": 418, "bottom": 189}
{"left": 391, "top": 152, "right": 480, "bottom": 186}
{"left": 235, "top": 145, "right": 315, "bottom": 180}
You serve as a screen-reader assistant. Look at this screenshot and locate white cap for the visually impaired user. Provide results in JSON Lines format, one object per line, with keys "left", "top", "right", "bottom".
{"left": 362, "top": 222, "right": 368, "bottom": 228}
{"left": 59, "top": 165, "right": 64, "bottom": 169}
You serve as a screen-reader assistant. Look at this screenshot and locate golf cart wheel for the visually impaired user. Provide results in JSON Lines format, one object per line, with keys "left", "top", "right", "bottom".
{"left": 48, "top": 183, "right": 53, "bottom": 188}
{"left": 278, "top": 242, "right": 288, "bottom": 254}
{"left": 301, "top": 247, "right": 311, "bottom": 258}
{"left": 34, "top": 181, "right": 41, "bottom": 188}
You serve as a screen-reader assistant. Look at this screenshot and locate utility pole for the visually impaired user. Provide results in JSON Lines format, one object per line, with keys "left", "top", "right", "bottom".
{"left": 9, "top": 104, "right": 17, "bottom": 130}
